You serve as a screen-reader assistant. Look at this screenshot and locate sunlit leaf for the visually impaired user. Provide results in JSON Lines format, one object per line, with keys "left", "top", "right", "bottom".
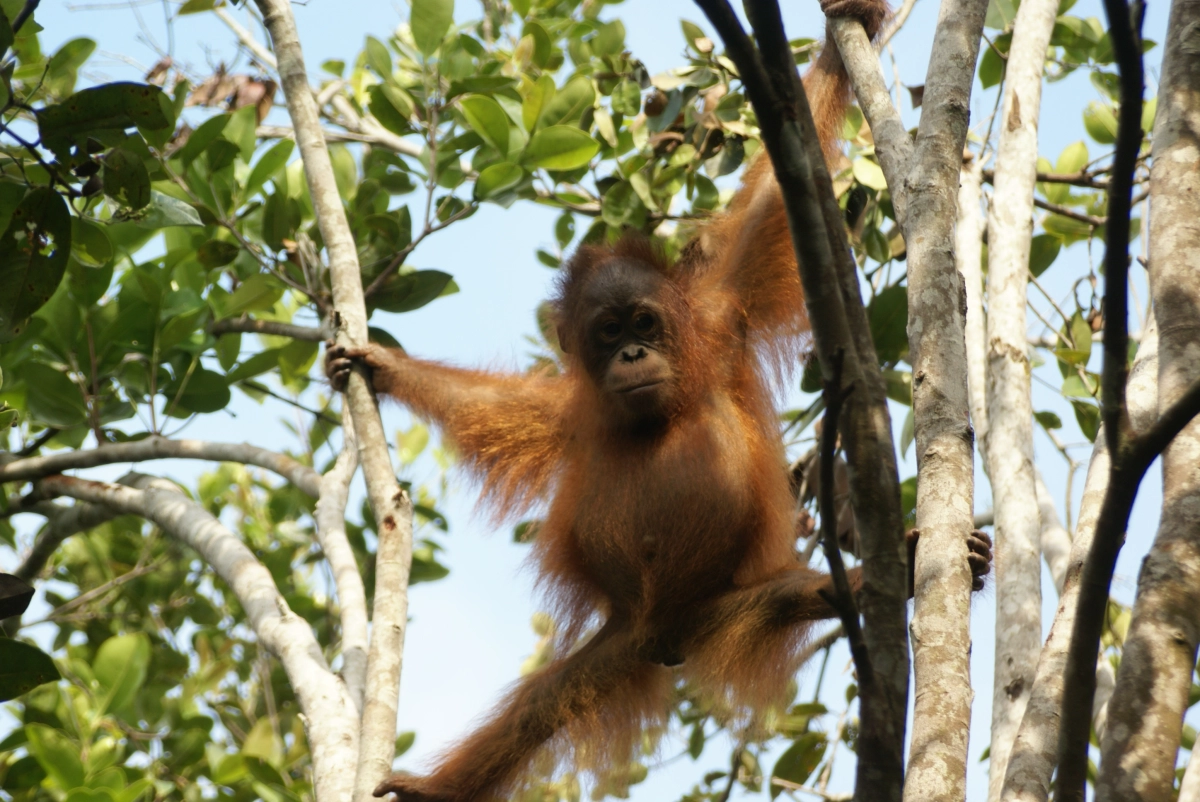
{"left": 523, "top": 126, "right": 599, "bottom": 171}
{"left": 411, "top": 0, "right": 454, "bottom": 56}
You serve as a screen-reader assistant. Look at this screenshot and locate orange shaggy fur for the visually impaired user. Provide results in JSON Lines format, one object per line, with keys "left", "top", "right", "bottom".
{"left": 339, "top": 8, "right": 890, "bottom": 801}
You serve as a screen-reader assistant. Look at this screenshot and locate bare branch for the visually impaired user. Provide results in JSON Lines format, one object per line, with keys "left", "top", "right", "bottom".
{"left": 1000, "top": 314, "right": 1158, "bottom": 802}
{"left": 314, "top": 427, "right": 367, "bottom": 710}
{"left": 248, "top": 2, "right": 414, "bottom": 798}
{"left": 210, "top": 316, "right": 330, "bottom": 341}
{"left": 38, "top": 474, "right": 360, "bottom": 802}
{"left": 0, "top": 436, "right": 321, "bottom": 497}
{"left": 827, "top": 17, "right": 913, "bottom": 222}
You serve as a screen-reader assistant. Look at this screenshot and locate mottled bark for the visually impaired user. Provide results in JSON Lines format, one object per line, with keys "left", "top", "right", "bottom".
{"left": 249, "top": 2, "right": 414, "bottom": 799}
{"left": 997, "top": 317, "right": 1158, "bottom": 802}
{"left": 982, "top": 0, "right": 1060, "bottom": 792}
{"left": 1096, "top": 2, "right": 1200, "bottom": 797}
{"left": 900, "top": 0, "right": 989, "bottom": 794}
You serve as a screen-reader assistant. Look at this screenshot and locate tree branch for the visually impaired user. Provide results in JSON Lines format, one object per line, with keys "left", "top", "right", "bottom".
{"left": 817, "top": 353, "right": 871, "bottom": 684}
{"left": 314, "top": 427, "right": 367, "bottom": 711}
{"left": 210, "top": 315, "right": 330, "bottom": 341}
{"left": 0, "top": 436, "right": 321, "bottom": 497}
{"left": 999, "top": 314, "right": 1159, "bottom": 802}
{"left": 249, "top": 2, "right": 414, "bottom": 799}
{"left": 37, "top": 473, "right": 360, "bottom": 802}
{"left": 826, "top": 17, "right": 913, "bottom": 222}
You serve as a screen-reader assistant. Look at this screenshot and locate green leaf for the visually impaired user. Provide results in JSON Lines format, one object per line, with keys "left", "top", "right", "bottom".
{"left": 985, "top": 0, "right": 1018, "bottom": 29}
{"left": 590, "top": 20, "right": 625, "bottom": 56}
{"left": 0, "top": 639, "right": 61, "bottom": 702}
{"left": 1083, "top": 101, "right": 1118, "bottom": 144}
{"left": 611, "top": 78, "right": 641, "bottom": 117}
{"left": 1071, "top": 399, "right": 1100, "bottom": 440}
{"left": 867, "top": 284, "right": 909, "bottom": 364}
{"left": 411, "top": 0, "right": 454, "bottom": 56}
{"left": 37, "top": 82, "right": 170, "bottom": 157}
{"left": 1056, "top": 140, "right": 1090, "bottom": 174}
{"left": 447, "top": 76, "right": 517, "bottom": 99}
{"left": 0, "top": 180, "right": 26, "bottom": 234}
{"left": 369, "top": 84, "right": 414, "bottom": 136}
{"left": 365, "top": 35, "right": 393, "bottom": 77}
{"left": 474, "top": 162, "right": 524, "bottom": 200}
{"left": 0, "top": 3, "right": 12, "bottom": 55}
{"left": 102, "top": 147, "right": 151, "bottom": 210}
{"left": 395, "top": 731, "right": 416, "bottom": 757}
{"left": 26, "top": 724, "right": 84, "bottom": 790}
{"left": 1028, "top": 233, "right": 1061, "bottom": 277}
{"left": 70, "top": 217, "right": 113, "bottom": 267}
{"left": 0, "top": 188, "right": 71, "bottom": 342}
{"left": 178, "top": 0, "right": 215, "bottom": 13}
{"left": 226, "top": 348, "right": 282, "bottom": 383}
{"left": 94, "top": 632, "right": 150, "bottom": 715}
{"left": 244, "top": 138, "right": 294, "bottom": 202}
{"left": 370, "top": 270, "right": 456, "bottom": 313}
{"left": 126, "top": 191, "right": 203, "bottom": 229}
{"left": 979, "top": 44, "right": 1005, "bottom": 89}
{"left": 176, "top": 112, "right": 230, "bottom": 166}
{"left": 1035, "top": 410, "right": 1063, "bottom": 430}
{"left": 1142, "top": 96, "right": 1158, "bottom": 133}
{"left": 197, "top": 240, "right": 240, "bottom": 268}
{"left": 538, "top": 76, "right": 595, "bottom": 128}
{"left": 224, "top": 274, "right": 284, "bottom": 315}
{"left": 168, "top": 368, "right": 231, "bottom": 415}
{"left": 771, "top": 733, "right": 827, "bottom": 798}
{"left": 853, "top": 157, "right": 888, "bottom": 191}
{"left": 460, "top": 94, "right": 510, "bottom": 153}
{"left": 24, "top": 361, "right": 88, "bottom": 428}
{"left": 523, "top": 126, "right": 599, "bottom": 171}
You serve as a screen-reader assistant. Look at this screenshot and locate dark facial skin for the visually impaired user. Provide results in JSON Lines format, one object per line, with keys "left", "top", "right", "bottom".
{"left": 559, "top": 261, "right": 678, "bottom": 426}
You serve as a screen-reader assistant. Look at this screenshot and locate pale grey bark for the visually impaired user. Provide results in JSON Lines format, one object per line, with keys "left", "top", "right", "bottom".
{"left": 314, "top": 428, "right": 367, "bottom": 711}
{"left": 249, "top": 3, "right": 414, "bottom": 799}
{"left": 39, "top": 475, "right": 360, "bottom": 802}
{"left": 829, "top": 6, "right": 988, "bottom": 798}
{"left": 959, "top": 159, "right": 988, "bottom": 445}
{"left": 982, "top": 0, "right": 1060, "bottom": 793}
{"left": 998, "top": 317, "right": 1158, "bottom": 802}
{"left": 1033, "top": 471, "right": 1071, "bottom": 594}
{"left": 827, "top": 18, "right": 913, "bottom": 223}
{"left": 210, "top": 316, "right": 329, "bottom": 341}
{"left": 1179, "top": 742, "right": 1200, "bottom": 801}
{"left": 0, "top": 436, "right": 321, "bottom": 496}
{"left": 1097, "top": 2, "right": 1200, "bottom": 795}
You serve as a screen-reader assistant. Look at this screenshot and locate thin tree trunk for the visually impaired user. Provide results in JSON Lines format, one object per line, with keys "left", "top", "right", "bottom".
{"left": 1097, "top": 0, "right": 1200, "bottom": 795}
{"left": 250, "top": 2, "right": 414, "bottom": 799}
{"left": 982, "top": 0, "right": 1059, "bottom": 793}
{"left": 901, "top": 0, "right": 989, "bottom": 789}
{"left": 997, "top": 312, "right": 1157, "bottom": 802}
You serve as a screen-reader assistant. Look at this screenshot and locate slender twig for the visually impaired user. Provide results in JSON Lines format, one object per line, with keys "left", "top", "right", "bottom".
{"left": 816, "top": 351, "right": 871, "bottom": 683}
{"left": 1034, "top": 196, "right": 1106, "bottom": 227}
{"left": 362, "top": 200, "right": 477, "bottom": 298}
{"left": 15, "top": 428, "right": 59, "bottom": 458}
{"left": 210, "top": 316, "right": 329, "bottom": 341}
{"left": 238, "top": 380, "right": 340, "bottom": 426}
{"left": 11, "top": 0, "right": 41, "bottom": 34}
